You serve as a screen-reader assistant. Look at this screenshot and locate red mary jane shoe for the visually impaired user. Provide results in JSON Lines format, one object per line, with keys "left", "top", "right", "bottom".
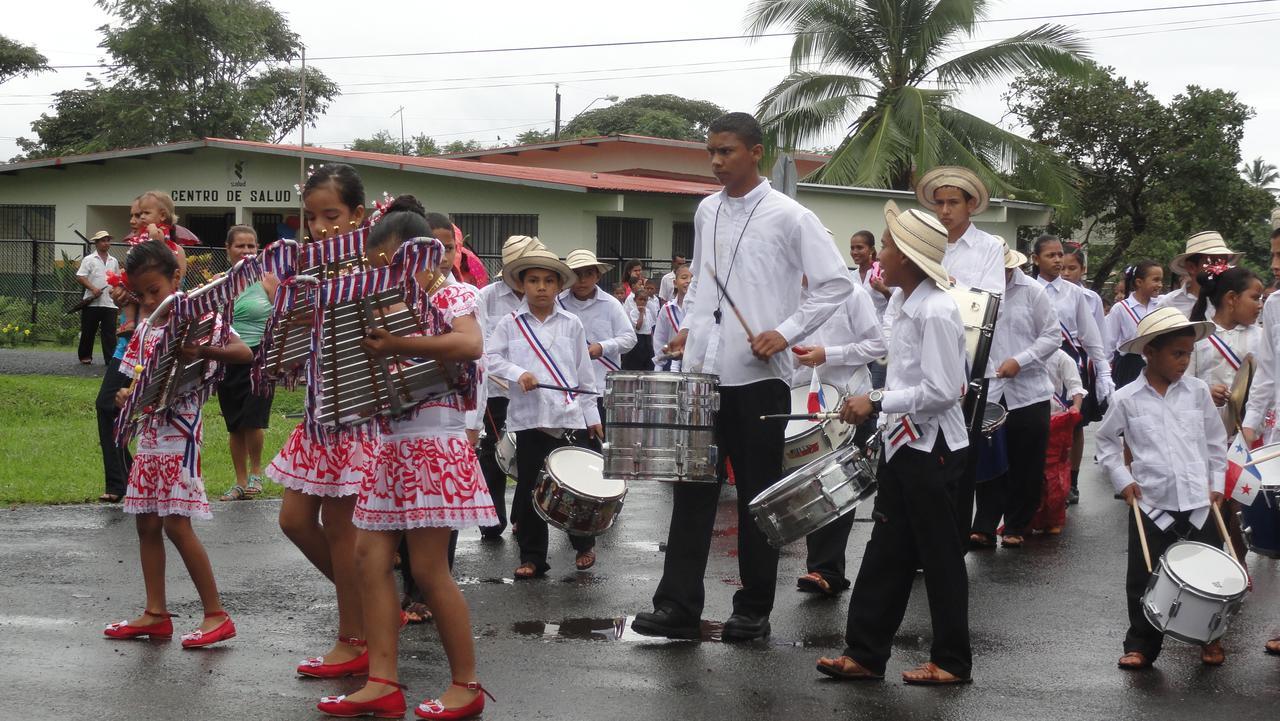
{"left": 414, "top": 681, "right": 495, "bottom": 720}
{"left": 298, "top": 637, "right": 370, "bottom": 678}
{"left": 318, "top": 676, "right": 407, "bottom": 719}
{"left": 180, "top": 612, "right": 236, "bottom": 649}
{"left": 103, "top": 611, "right": 174, "bottom": 640}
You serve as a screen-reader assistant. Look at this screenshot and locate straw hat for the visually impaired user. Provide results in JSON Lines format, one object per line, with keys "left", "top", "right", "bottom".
{"left": 90, "top": 230, "right": 113, "bottom": 242}
{"left": 564, "top": 249, "right": 613, "bottom": 275}
{"left": 502, "top": 248, "right": 577, "bottom": 291}
{"left": 1001, "top": 241, "right": 1028, "bottom": 269}
{"left": 1170, "top": 231, "right": 1240, "bottom": 275}
{"left": 915, "top": 166, "right": 990, "bottom": 216}
{"left": 1118, "top": 306, "right": 1215, "bottom": 355}
{"left": 884, "top": 200, "right": 951, "bottom": 289}
{"left": 501, "top": 235, "right": 545, "bottom": 265}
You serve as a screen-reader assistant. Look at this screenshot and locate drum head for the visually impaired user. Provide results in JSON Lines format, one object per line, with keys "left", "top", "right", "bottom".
{"left": 785, "top": 382, "right": 843, "bottom": 438}
{"left": 546, "top": 447, "right": 624, "bottom": 498}
{"left": 1250, "top": 442, "right": 1280, "bottom": 489}
{"left": 982, "top": 404, "right": 1007, "bottom": 433}
{"left": 1165, "top": 541, "right": 1247, "bottom": 596}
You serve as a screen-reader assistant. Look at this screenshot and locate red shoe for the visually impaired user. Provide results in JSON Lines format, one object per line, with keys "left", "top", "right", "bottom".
{"left": 298, "top": 637, "right": 370, "bottom": 678}
{"left": 414, "top": 681, "right": 495, "bottom": 720}
{"left": 104, "top": 611, "right": 173, "bottom": 640}
{"left": 181, "top": 612, "right": 236, "bottom": 649}
{"left": 318, "top": 676, "right": 407, "bottom": 719}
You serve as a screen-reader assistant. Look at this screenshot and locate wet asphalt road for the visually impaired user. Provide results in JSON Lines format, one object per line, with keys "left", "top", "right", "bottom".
{"left": 2, "top": 441, "right": 1278, "bottom": 721}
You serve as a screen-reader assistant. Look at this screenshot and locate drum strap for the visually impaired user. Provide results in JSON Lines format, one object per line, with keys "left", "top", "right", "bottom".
{"left": 1206, "top": 333, "right": 1241, "bottom": 371}
{"left": 513, "top": 312, "right": 576, "bottom": 403}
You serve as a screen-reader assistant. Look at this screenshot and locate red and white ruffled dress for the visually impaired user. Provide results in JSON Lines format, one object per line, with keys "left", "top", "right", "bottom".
{"left": 267, "top": 424, "right": 378, "bottom": 498}
{"left": 119, "top": 325, "right": 211, "bottom": 519}
{"left": 353, "top": 282, "right": 498, "bottom": 531}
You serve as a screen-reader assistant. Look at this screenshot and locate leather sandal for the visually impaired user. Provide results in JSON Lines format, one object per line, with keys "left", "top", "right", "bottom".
{"left": 514, "top": 562, "right": 540, "bottom": 580}
{"left": 1001, "top": 535, "right": 1024, "bottom": 548}
{"left": 1117, "top": 651, "right": 1151, "bottom": 670}
{"left": 796, "top": 572, "right": 836, "bottom": 596}
{"left": 968, "top": 532, "right": 996, "bottom": 549}
{"left": 815, "top": 656, "right": 883, "bottom": 681}
{"left": 1201, "top": 641, "right": 1225, "bottom": 666}
{"left": 902, "top": 662, "right": 971, "bottom": 685}
{"left": 575, "top": 550, "right": 596, "bottom": 570}
{"left": 1266, "top": 637, "right": 1280, "bottom": 656}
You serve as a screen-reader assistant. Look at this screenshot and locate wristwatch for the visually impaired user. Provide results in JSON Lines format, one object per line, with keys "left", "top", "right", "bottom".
{"left": 868, "top": 389, "right": 884, "bottom": 414}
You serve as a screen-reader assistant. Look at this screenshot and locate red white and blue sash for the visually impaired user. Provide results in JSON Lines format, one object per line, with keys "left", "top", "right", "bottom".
{"left": 886, "top": 414, "right": 922, "bottom": 450}
{"left": 1206, "top": 332, "right": 1242, "bottom": 371}
{"left": 664, "top": 302, "right": 683, "bottom": 332}
{"left": 513, "top": 311, "right": 576, "bottom": 403}
{"left": 1119, "top": 299, "right": 1144, "bottom": 327}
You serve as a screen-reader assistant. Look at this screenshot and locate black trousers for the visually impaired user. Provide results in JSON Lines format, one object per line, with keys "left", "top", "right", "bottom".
{"left": 954, "top": 380, "right": 988, "bottom": 549}
{"left": 804, "top": 419, "right": 878, "bottom": 589}
{"left": 95, "top": 356, "right": 132, "bottom": 497}
{"left": 475, "top": 396, "right": 510, "bottom": 534}
{"left": 513, "top": 429, "right": 599, "bottom": 572}
{"left": 844, "top": 437, "right": 971, "bottom": 678}
{"left": 622, "top": 334, "right": 654, "bottom": 371}
{"left": 652, "top": 379, "right": 789, "bottom": 619}
{"left": 79, "top": 306, "right": 117, "bottom": 364}
{"left": 1124, "top": 508, "right": 1224, "bottom": 660}
{"left": 972, "top": 400, "right": 1051, "bottom": 537}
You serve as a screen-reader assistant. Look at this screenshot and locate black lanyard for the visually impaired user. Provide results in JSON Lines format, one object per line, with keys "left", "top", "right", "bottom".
{"left": 711, "top": 192, "right": 767, "bottom": 324}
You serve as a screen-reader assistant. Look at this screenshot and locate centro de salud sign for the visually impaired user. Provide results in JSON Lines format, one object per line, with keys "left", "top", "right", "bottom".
{"left": 170, "top": 189, "right": 294, "bottom": 203}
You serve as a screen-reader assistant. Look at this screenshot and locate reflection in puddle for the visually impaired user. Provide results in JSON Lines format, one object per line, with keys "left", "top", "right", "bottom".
{"left": 456, "top": 576, "right": 515, "bottom": 586}
{"left": 509, "top": 617, "right": 846, "bottom": 648}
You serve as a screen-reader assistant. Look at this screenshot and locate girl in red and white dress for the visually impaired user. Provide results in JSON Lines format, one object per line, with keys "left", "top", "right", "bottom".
{"left": 103, "top": 240, "right": 251, "bottom": 648}
{"left": 317, "top": 198, "right": 496, "bottom": 720}
{"left": 266, "top": 163, "right": 378, "bottom": 678}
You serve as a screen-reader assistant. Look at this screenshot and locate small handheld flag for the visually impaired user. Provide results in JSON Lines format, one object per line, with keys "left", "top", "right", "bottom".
{"left": 807, "top": 369, "right": 824, "bottom": 414}
{"left": 1226, "top": 436, "right": 1261, "bottom": 506}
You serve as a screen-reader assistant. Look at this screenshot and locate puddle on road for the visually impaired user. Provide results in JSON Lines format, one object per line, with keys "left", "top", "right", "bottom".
{"left": 457, "top": 576, "right": 515, "bottom": 586}
{"left": 509, "top": 616, "right": 845, "bottom": 648}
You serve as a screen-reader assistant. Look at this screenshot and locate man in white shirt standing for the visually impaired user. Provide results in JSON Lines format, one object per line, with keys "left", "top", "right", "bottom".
{"left": 657, "top": 253, "right": 687, "bottom": 303}
{"left": 632, "top": 112, "right": 853, "bottom": 642}
{"left": 75, "top": 230, "right": 120, "bottom": 365}
{"left": 559, "top": 248, "right": 637, "bottom": 422}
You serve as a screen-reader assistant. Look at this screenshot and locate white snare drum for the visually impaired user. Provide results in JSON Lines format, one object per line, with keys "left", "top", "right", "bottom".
{"left": 495, "top": 428, "right": 517, "bottom": 478}
{"left": 533, "top": 447, "right": 627, "bottom": 537}
{"left": 783, "top": 382, "right": 853, "bottom": 470}
{"left": 1142, "top": 540, "right": 1248, "bottom": 645}
{"left": 946, "top": 285, "right": 1000, "bottom": 368}
{"left": 749, "top": 443, "right": 878, "bottom": 548}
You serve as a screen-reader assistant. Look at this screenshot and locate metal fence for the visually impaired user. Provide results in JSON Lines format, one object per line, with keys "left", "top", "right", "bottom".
{"left": 0, "top": 238, "right": 676, "bottom": 345}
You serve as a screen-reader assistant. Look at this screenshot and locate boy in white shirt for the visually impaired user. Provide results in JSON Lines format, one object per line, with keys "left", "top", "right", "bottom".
{"left": 559, "top": 249, "right": 637, "bottom": 422}
{"left": 484, "top": 250, "right": 603, "bottom": 578}
{"left": 1095, "top": 307, "right": 1230, "bottom": 670}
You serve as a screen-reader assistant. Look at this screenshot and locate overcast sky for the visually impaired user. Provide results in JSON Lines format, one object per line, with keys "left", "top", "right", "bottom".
{"left": 2, "top": 0, "right": 1277, "bottom": 174}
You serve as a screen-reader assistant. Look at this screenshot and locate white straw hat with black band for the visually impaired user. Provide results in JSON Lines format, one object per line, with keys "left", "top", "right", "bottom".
{"left": 883, "top": 200, "right": 952, "bottom": 290}
{"left": 501, "top": 248, "right": 577, "bottom": 292}
{"left": 915, "top": 166, "right": 991, "bottom": 216}
{"left": 563, "top": 249, "right": 613, "bottom": 275}
{"left": 1001, "top": 240, "right": 1028, "bottom": 270}
{"left": 1170, "top": 231, "right": 1240, "bottom": 276}
{"left": 1117, "top": 306, "right": 1215, "bottom": 355}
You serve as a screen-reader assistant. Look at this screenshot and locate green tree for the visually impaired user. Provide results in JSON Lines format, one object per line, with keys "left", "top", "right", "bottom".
{"left": 560, "top": 94, "right": 725, "bottom": 141}
{"left": 1242, "top": 157, "right": 1279, "bottom": 194}
{"left": 748, "top": 0, "right": 1090, "bottom": 204}
{"left": 515, "top": 129, "right": 555, "bottom": 145}
{"left": 443, "top": 139, "right": 484, "bottom": 154}
{"left": 0, "top": 35, "right": 47, "bottom": 85}
{"left": 349, "top": 131, "right": 442, "bottom": 156}
{"left": 1007, "top": 66, "right": 1276, "bottom": 289}
{"left": 16, "top": 0, "right": 338, "bottom": 158}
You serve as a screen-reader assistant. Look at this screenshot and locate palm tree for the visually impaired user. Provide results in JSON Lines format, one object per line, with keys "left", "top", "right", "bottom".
{"left": 748, "top": 0, "right": 1091, "bottom": 204}
{"left": 1242, "top": 157, "right": 1279, "bottom": 194}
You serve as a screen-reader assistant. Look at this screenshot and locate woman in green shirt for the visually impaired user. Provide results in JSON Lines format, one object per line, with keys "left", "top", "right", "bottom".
{"left": 217, "top": 225, "right": 277, "bottom": 500}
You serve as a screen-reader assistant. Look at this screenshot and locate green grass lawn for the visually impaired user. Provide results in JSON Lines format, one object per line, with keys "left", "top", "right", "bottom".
{"left": 0, "top": 374, "right": 304, "bottom": 504}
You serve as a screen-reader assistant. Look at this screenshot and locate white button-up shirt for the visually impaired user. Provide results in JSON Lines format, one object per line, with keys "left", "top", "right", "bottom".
{"left": 943, "top": 223, "right": 1005, "bottom": 294}
{"left": 1036, "top": 275, "right": 1113, "bottom": 386}
{"left": 988, "top": 269, "right": 1060, "bottom": 410}
{"left": 76, "top": 252, "right": 119, "bottom": 309}
{"left": 1244, "top": 292, "right": 1280, "bottom": 433}
{"left": 1046, "top": 349, "right": 1086, "bottom": 410}
{"left": 483, "top": 302, "right": 600, "bottom": 432}
{"left": 1078, "top": 284, "right": 1109, "bottom": 353}
{"left": 1096, "top": 374, "right": 1227, "bottom": 511}
{"left": 879, "top": 281, "right": 969, "bottom": 460}
{"left": 557, "top": 286, "right": 636, "bottom": 386}
{"left": 476, "top": 282, "right": 523, "bottom": 394}
{"left": 1105, "top": 293, "right": 1159, "bottom": 358}
{"left": 658, "top": 270, "right": 677, "bottom": 302}
{"left": 653, "top": 297, "right": 685, "bottom": 371}
{"left": 854, "top": 265, "right": 890, "bottom": 320}
{"left": 680, "top": 178, "right": 853, "bottom": 387}
{"left": 791, "top": 281, "right": 885, "bottom": 396}
{"left": 1156, "top": 285, "right": 1214, "bottom": 319}
{"left": 1189, "top": 321, "right": 1262, "bottom": 432}
{"left": 623, "top": 294, "right": 659, "bottom": 335}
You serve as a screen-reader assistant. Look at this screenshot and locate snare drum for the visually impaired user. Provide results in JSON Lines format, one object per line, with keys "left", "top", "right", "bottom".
{"left": 603, "top": 371, "right": 719, "bottom": 483}
{"left": 783, "top": 382, "right": 852, "bottom": 470}
{"left": 975, "top": 404, "right": 1009, "bottom": 483}
{"left": 533, "top": 447, "right": 626, "bottom": 537}
{"left": 749, "top": 443, "right": 878, "bottom": 547}
{"left": 495, "top": 428, "right": 517, "bottom": 479}
{"left": 946, "top": 285, "right": 1000, "bottom": 369}
{"left": 1240, "top": 489, "right": 1280, "bottom": 558}
{"left": 1141, "top": 540, "right": 1249, "bottom": 645}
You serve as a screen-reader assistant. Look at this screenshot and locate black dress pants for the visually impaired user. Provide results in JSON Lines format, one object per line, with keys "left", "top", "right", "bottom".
{"left": 972, "top": 400, "right": 1051, "bottom": 537}
{"left": 651, "top": 379, "right": 789, "bottom": 620}
{"left": 844, "top": 437, "right": 972, "bottom": 679}
{"left": 95, "top": 356, "right": 132, "bottom": 497}
{"left": 1124, "top": 508, "right": 1224, "bottom": 661}
{"left": 476, "top": 396, "right": 510, "bottom": 535}
{"left": 79, "top": 306, "right": 117, "bottom": 364}
{"left": 513, "top": 429, "right": 598, "bottom": 572}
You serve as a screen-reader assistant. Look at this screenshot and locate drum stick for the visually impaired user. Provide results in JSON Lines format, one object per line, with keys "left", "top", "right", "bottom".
{"left": 706, "top": 267, "right": 755, "bottom": 339}
{"left": 1242, "top": 445, "right": 1280, "bottom": 468}
{"left": 759, "top": 413, "right": 841, "bottom": 421}
{"left": 536, "top": 383, "right": 600, "bottom": 395}
{"left": 1131, "top": 497, "right": 1153, "bottom": 574}
{"left": 1210, "top": 501, "right": 1241, "bottom": 566}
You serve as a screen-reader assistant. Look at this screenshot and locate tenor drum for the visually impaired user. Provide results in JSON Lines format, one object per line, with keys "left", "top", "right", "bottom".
{"left": 533, "top": 447, "right": 626, "bottom": 537}
{"left": 602, "top": 371, "right": 719, "bottom": 483}
{"left": 946, "top": 285, "right": 1000, "bottom": 368}
{"left": 1239, "top": 489, "right": 1280, "bottom": 558}
{"left": 1141, "top": 540, "right": 1249, "bottom": 645}
{"left": 975, "top": 404, "right": 1009, "bottom": 484}
{"left": 495, "top": 428, "right": 517, "bottom": 479}
{"left": 749, "top": 443, "right": 878, "bottom": 548}
{"left": 783, "top": 382, "right": 853, "bottom": 470}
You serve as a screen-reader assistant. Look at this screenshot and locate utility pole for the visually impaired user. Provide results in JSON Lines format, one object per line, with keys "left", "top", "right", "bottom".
{"left": 553, "top": 84, "right": 562, "bottom": 141}
{"left": 298, "top": 46, "right": 306, "bottom": 240}
{"left": 392, "top": 106, "right": 406, "bottom": 155}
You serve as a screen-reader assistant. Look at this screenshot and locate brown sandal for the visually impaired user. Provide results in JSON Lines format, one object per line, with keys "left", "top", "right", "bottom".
{"left": 902, "top": 662, "right": 970, "bottom": 685}
{"left": 1266, "top": 637, "right": 1280, "bottom": 656}
{"left": 575, "top": 550, "right": 596, "bottom": 571}
{"left": 815, "top": 656, "right": 883, "bottom": 681}
{"left": 1001, "top": 535, "right": 1024, "bottom": 548}
{"left": 514, "top": 562, "right": 540, "bottom": 580}
{"left": 1201, "top": 641, "right": 1225, "bottom": 666}
{"left": 1117, "top": 651, "right": 1151, "bottom": 670}
{"left": 797, "top": 572, "right": 835, "bottom": 596}
{"left": 968, "top": 532, "right": 996, "bottom": 549}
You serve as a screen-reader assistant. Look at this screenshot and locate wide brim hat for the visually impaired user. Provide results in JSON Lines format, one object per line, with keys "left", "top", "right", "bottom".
{"left": 502, "top": 248, "right": 577, "bottom": 291}
{"left": 915, "top": 166, "right": 990, "bottom": 216}
{"left": 1170, "top": 231, "right": 1240, "bottom": 275}
{"left": 1118, "top": 306, "right": 1215, "bottom": 355}
{"left": 564, "top": 248, "right": 612, "bottom": 275}
{"left": 884, "top": 200, "right": 951, "bottom": 290}
{"left": 1001, "top": 241, "right": 1028, "bottom": 269}
{"left": 90, "top": 230, "right": 113, "bottom": 242}
{"left": 501, "top": 235, "right": 546, "bottom": 266}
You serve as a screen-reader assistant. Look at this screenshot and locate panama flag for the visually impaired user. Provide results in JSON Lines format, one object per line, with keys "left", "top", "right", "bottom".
{"left": 1225, "top": 436, "right": 1261, "bottom": 506}
{"left": 807, "top": 368, "right": 825, "bottom": 414}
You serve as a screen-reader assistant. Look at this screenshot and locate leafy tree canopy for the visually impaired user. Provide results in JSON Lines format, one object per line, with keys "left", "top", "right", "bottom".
{"left": 349, "top": 130, "right": 442, "bottom": 157}
{"left": 0, "top": 35, "right": 47, "bottom": 85}
{"left": 555, "top": 94, "right": 725, "bottom": 143}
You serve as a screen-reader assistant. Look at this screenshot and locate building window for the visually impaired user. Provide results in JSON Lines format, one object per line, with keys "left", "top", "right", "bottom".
{"left": 0, "top": 204, "right": 54, "bottom": 242}
{"left": 452, "top": 213, "right": 539, "bottom": 278}
{"left": 596, "top": 217, "right": 651, "bottom": 289}
{"left": 252, "top": 213, "right": 284, "bottom": 246}
{"left": 671, "top": 222, "right": 694, "bottom": 261}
